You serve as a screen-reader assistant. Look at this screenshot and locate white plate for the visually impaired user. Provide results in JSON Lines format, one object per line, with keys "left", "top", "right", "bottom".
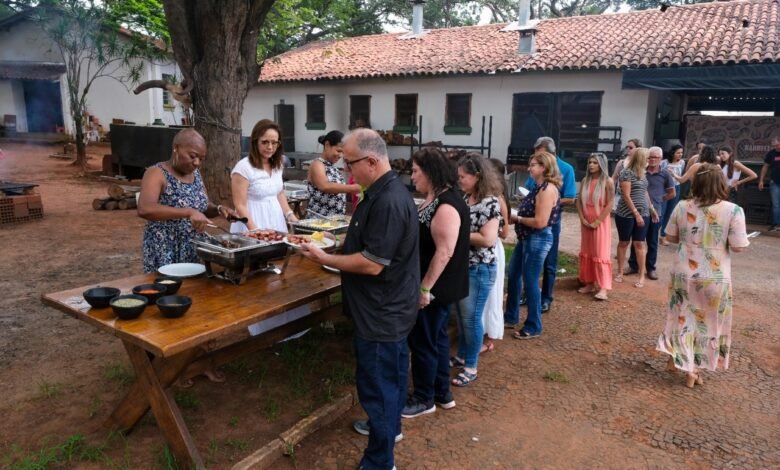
{"left": 284, "top": 235, "right": 336, "bottom": 250}
{"left": 322, "top": 265, "right": 340, "bottom": 274}
{"left": 158, "top": 263, "right": 206, "bottom": 278}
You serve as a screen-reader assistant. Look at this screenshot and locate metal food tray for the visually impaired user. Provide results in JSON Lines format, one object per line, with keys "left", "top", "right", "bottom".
{"left": 291, "top": 217, "right": 350, "bottom": 235}
{"left": 284, "top": 189, "right": 309, "bottom": 200}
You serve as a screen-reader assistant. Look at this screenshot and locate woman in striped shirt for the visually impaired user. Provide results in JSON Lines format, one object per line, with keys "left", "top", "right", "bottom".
{"left": 615, "top": 147, "right": 654, "bottom": 288}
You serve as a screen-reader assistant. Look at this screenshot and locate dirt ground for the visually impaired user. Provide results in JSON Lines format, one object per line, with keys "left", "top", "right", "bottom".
{"left": 0, "top": 142, "right": 778, "bottom": 469}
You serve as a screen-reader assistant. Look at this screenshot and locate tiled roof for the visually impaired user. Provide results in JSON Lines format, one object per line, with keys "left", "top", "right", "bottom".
{"left": 259, "top": 0, "right": 780, "bottom": 83}
{"left": 0, "top": 60, "right": 66, "bottom": 80}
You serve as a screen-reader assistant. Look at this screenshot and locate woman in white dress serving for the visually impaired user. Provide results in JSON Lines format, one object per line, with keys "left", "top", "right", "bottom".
{"left": 231, "top": 119, "right": 298, "bottom": 233}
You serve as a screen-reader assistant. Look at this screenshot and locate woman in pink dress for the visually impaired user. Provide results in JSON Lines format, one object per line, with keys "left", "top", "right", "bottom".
{"left": 657, "top": 163, "right": 749, "bottom": 388}
{"left": 576, "top": 153, "right": 615, "bottom": 300}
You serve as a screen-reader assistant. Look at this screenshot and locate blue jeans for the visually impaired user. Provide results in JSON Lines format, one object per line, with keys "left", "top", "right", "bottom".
{"left": 771, "top": 181, "right": 780, "bottom": 225}
{"left": 540, "top": 221, "right": 561, "bottom": 306}
{"left": 454, "top": 263, "right": 496, "bottom": 369}
{"left": 504, "top": 240, "right": 525, "bottom": 325}
{"left": 354, "top": 336, "right": 409, "bottom": 470}
{"left": 661, "top": 190, "right": 681, "bottom": 237}
{"left": 520, "top": 229, "right": 554, "bottom": 336}
{"left": 408, "top": 302, "right": 451, "bottom": 406}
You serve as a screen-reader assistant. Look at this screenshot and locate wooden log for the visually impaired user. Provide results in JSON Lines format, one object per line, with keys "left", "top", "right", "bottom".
{"left": 118, "top": 197, "right": 137, "bottom": 210}
{"left": 92, "top": 197, "right": 109, "bottom": 210}
{"left": 108, "top": 183, "right": 140, "bottom": 200}
{"left": 104, "top": 200, "right": 119, "bottom": 210}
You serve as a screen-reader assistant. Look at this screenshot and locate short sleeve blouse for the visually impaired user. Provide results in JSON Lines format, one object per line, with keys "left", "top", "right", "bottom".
{"left": 465, "top": 195, "right": 500, "bottom": 266}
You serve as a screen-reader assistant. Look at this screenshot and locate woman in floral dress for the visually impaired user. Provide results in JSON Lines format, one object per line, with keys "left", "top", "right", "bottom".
{"left": 307, "top": 130, "right": 361, "bottom": 216}
{"left": 657, "top": 163, "right": 749, "bottom": 388}
{"left": 138, "top": 128, "right": 230, "bottom": 273}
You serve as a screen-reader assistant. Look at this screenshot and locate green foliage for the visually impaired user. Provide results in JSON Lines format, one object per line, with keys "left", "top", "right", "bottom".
{"left": 262, "top": 397, "right": 280, "bottom": 420}
{"left": 36, "top": 381, "right": 64, "bottom": 399}
{"left": 173, "top": 390, "right": 200, "bottom": 410}
{"left": 103, "top": 362, "right": 134, "bottom": 387}
{"left": 4, "top": 434, "right": 109, "bottom": 469}
{"left": 543, "top": 370, "right": 569, "bottom": 383}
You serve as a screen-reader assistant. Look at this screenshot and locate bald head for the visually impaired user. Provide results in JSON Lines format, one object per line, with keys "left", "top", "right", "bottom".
{"left": 345, "top": 128, "right": 388, "bottom": 161}
{"left": 173, "top": 128, "right": 206, "bottom": 148}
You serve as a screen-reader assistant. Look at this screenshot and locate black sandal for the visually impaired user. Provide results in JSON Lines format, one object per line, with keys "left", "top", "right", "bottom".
{"left": 449, "top": 356, "right": 465, "bottom": 369}
{"left": 452, "top": 371, "right": 478, "bottom": 387}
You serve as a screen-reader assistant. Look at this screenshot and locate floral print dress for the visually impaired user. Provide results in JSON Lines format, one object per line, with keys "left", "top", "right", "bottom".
{"left": 307, "top": 158, "right": 347, "bottom": 216}
{"left": 656, "top": 200, "right": 749, "bottom": 372}
{"left": 142, "top": 164, "right": 208, "bottom": 273}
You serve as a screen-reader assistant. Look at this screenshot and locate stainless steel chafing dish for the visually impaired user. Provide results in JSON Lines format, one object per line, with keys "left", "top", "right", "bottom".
{"left": 192, "top": 233, "right": 291, "bottom": 284}
{"left": 290, "top": 216, "right": 351, "bottom": 235}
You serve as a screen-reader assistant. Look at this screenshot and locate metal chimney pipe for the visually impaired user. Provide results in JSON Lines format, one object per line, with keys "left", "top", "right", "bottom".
{"left": 518, "top": 0, "right": 531, "bottom": 26}
{"left": 412, "top": 0, "right": 425, "bottom": 35}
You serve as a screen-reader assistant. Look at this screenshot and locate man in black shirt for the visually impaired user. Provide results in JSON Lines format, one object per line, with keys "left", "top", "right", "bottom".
{"left": 301, "top": 128, "right": 419, "bottom": 470}
{"left": 759, "top": 136, "right": 780, "bottom": 231}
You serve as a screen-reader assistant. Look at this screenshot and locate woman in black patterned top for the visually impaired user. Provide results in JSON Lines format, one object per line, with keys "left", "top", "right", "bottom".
{"left": 450, "top": 153, "right": 503, "bottom": 387}
{"left": 307, "top": 130, "right": 361, "bottom": 216}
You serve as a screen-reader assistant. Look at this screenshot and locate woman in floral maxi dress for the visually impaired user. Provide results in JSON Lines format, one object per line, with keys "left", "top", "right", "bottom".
{"left": 657, "top": 164, "right": 749, "bottom": 388}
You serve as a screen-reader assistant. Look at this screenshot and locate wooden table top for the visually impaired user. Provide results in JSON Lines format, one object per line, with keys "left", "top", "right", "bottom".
{"left": 42, "top": 255, "right": 341, "bottom": 358}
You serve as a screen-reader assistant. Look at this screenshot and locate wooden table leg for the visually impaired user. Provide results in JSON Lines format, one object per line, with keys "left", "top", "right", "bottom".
{"left": 120, "top": 342, "right": 205, "bottom": 469}
{"left": 106, "top": 346, "right": 198, "bottom": 433}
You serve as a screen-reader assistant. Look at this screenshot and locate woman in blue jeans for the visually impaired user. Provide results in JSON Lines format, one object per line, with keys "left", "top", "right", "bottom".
{"left": 505, "top": 151, "right": 561, "bottom": 339}
{"left": 451, "top": 153, "right": 502, "bottom": 386}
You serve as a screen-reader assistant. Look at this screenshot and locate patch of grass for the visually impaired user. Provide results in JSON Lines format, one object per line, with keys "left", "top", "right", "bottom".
{"left": 262, "top": 398, "right": 280, "bottom": 421}
{"left": 600, "top": 338, "right": 610, "bottom": 344}
{"left": 224, "top": 438, "right": 248, "bottom": 451}
{"left": 569, "top": 324, "right": 579, "bottom": 335}
{"left": 206, "top": 438, "right": 220, "bottom": 466}
{"left": 502, "top": 245, "right": 579, "bottom": 279}
{"left": 228, "top": 416, "right": 239, "bottom": 428}
{"left": 223, "top": 359, "right": 267, "bottom": 387}
{"left": 329, "top": 362, "right": 354, "bottom": 386}
{"left": 557, "top": 251, "right": 579, "bottom": 278}
{"left": 103, "top": 363, "right": 134, "bottom": 387}
{"left": 5, "top": 434, "right": 109, "bottom": 469}
{"left": 173, "top": 390, "right": 200, "bottom": 411}
{"left": 157, "top": 445, "right": 180, "bottom": 470}
{"left": 36, "top": 381, "right": 64, "bottom": 399}
{"left": 543, "top": 371, "right": 569, "bottom": 383}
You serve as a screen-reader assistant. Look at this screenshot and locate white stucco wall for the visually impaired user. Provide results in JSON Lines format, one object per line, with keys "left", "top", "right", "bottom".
{"left": 0, "top": 17, "right": 182, "bottom": 136}
{"left": 245, "top": 71, "right": 653, "bottom": 162}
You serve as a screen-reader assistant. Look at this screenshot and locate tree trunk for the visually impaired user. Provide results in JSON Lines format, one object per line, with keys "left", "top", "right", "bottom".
{"left": 73, "top": 115, "right": 88, "bottom": 169}
{"left": 162, "top": 0, "right": 276, "bottom": 206}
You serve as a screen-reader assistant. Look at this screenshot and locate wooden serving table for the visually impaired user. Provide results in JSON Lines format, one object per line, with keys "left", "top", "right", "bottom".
{"left": 42, "top": 255, "right": 341, "bottom": 469}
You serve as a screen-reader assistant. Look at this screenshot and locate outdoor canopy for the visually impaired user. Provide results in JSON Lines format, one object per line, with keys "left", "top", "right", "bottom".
{"left": 621, "top": 63, "right": 780, "bottom": 91}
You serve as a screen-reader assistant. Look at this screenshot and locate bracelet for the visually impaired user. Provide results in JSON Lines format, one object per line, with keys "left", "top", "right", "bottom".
{"left": 216, "top": 204, "right": 223, "bottom": 214}
{"left": 420, "top": 286, "right": 431, "bottom": 294}
{"left": 285, "top": 210, "right": 294, "bottom": 219}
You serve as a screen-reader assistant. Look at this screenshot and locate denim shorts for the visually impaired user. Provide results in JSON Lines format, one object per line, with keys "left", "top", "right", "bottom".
{"left": 615, "top": 214, "right": 650, "bottom": 242}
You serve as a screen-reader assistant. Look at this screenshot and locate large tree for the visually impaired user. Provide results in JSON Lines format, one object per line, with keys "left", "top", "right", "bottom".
{"left": 161, "top": 1, "right": 276, "bottom": 204}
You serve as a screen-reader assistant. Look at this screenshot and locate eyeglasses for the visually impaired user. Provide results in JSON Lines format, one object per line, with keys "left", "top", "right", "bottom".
{"left": 528, "top": 162, "right": 543, "bottom": 167}
{"left": 259, "top": 140, "right": 280, "bottom": 147}
{"left": 587, "top": 160, "right": 599, "bottom": 164}
{"left": 344, "top": 156, "right": 370, "bottom": 168}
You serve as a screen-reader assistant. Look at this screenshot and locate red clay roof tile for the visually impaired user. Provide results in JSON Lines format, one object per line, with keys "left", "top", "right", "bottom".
{"left": 259, "top": 0, "right": 780, "bottom": 83}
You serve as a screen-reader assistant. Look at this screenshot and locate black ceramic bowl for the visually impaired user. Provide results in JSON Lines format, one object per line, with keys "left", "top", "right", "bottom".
{"left": 132, "top": 283, "right": 168, "bottom": 303}
{"left": 156, "top": 295, "right": 192, "bottom": 318}
{"left": 82, "top": 287, "right": 121, "bottom": 308}
{"left": 110, "top": 294, "right": 148, "bottom": 320}
{"left": 154, "top": 276, "right": 183, "bottom": 295}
